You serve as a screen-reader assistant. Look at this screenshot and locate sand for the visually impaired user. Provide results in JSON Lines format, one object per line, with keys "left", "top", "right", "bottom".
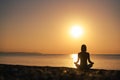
{"left": 0, "top": 64, "right": 120, "bottom": 80}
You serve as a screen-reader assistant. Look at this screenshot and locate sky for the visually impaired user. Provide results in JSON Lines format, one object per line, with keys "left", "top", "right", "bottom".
{"left": 0, "top": 0, "right": 120, "bottom": 54}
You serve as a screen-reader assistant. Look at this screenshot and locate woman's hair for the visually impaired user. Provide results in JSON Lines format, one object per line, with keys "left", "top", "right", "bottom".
{"left": 81, "top": 44, "right": 87, "bottom": 52}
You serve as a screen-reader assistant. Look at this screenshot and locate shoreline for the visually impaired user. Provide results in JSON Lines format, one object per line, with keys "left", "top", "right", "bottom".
{"left": 0, "top": 64, "right": 120, "bottom": 80}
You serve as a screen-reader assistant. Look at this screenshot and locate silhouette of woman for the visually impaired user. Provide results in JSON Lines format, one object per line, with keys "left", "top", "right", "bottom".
{"left": 74, "top": 44, "right": 94, "bottom": 70}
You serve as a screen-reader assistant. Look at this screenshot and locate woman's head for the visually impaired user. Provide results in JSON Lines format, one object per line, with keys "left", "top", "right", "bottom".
{"left": 81, "top": 44, "right": 87, "bottom": 52}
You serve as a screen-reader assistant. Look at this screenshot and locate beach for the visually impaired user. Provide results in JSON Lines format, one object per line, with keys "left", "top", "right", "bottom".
{"left": 0, "top": 64, "right": 120, "bottom": 80}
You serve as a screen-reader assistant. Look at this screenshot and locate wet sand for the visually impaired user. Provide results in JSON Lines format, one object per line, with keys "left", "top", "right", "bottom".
{"left": 0, "top": 64, "right": 120, "bottom": 80}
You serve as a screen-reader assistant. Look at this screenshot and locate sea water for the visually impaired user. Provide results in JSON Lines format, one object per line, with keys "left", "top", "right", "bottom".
{"left": 0, "top": 53, "right": 120, "bottom": 70}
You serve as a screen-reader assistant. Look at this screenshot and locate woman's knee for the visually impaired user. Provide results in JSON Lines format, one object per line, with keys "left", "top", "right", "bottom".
{"left": 75, "top": 63, "right": 80, "bottom": 68}
{"left": 88, "top": 63, "right": 93, "bottom": 68}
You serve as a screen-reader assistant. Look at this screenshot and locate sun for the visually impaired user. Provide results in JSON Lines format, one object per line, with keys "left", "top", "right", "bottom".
{"left": 70, "top": 25, "right": 83, "bottom": 38}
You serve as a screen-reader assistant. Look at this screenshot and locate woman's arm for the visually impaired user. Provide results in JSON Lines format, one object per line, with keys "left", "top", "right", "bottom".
{"left": 74, "top": 54, "right": 79, "bottom": 64}
{"left": 88, "top": 53, "right": 94, "bottom": 64}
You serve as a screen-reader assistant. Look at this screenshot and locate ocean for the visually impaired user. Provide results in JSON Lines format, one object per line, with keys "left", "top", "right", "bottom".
{"left": 0, "top": 53, "right": 120, "bottom": 70}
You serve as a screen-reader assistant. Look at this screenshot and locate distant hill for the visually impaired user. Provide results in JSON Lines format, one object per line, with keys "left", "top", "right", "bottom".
{"left": 0, "top": 52, "right": 44, "bottom": 56}
{"left": 0, "top": 52, "right": 68, "bottom": 56}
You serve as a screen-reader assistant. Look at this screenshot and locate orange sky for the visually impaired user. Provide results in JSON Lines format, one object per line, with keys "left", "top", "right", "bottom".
{"left": 0, "top": 0, "right": 120, "bottom": 54}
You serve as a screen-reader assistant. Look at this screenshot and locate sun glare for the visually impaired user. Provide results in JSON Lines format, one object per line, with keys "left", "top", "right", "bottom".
{"left": 71, "top": 54, "right": 78, "bottom": 62}
{"left": 70, "top": 25, "right": 83, "bottom": 38}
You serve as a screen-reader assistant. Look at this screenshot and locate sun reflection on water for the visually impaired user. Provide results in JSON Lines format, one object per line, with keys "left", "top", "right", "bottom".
{"left": 71, "top": 53, "right": 81, "bottom": 68}
{"left": 71, "top": 54, "right": 78, "bottom": 62}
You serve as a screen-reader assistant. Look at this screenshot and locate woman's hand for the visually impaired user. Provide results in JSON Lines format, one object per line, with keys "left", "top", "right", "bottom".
{"left": 91, "top": 62, "right": 94, "bottom": 64}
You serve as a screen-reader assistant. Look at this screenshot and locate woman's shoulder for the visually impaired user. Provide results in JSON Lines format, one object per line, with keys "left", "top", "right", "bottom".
{"left": 86, "top": 52, "right": 90, "bottom": 56}
{"left": 78, "top": 52, "right": 81, "bottom": 56}
{"left": 80, "top": 52, "right": 90, "bottom": 55}
{"left": 78, "top": 52, "right": 89, "bottom": 55}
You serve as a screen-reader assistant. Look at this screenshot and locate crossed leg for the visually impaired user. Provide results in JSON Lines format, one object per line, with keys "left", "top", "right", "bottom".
{"left": 74, "top": 63, "right": 93, "bottom": 70}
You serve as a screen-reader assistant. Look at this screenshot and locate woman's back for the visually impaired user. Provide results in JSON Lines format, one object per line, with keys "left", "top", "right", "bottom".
{"left": 78, "top": 52, "right": 89, "bottom": 67}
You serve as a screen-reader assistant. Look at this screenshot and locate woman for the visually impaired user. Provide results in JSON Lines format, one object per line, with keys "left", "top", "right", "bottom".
{"left": 74, "top": 44, "right": 94, "bottom": 70}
